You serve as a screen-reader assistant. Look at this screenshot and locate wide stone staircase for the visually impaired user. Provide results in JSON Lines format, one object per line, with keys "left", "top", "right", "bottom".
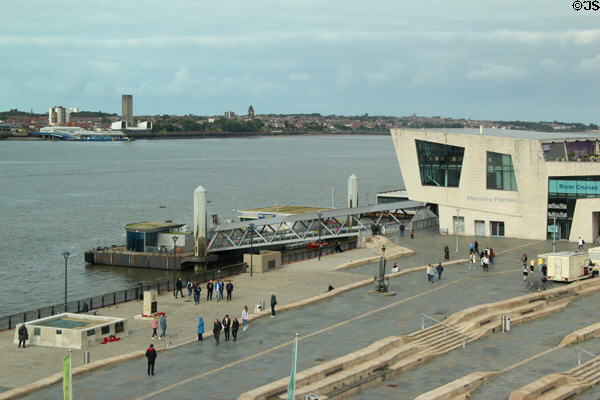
{"left": 509, "top": 355, "right": 600, "bottom": 400}
{"left": 238, "top": 279, "right": 598, "bottom": 400}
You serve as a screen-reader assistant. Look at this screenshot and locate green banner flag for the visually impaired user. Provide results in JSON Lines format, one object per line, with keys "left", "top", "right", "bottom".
{"left": 287, "top": 335, "right": 298, "bottom": 400}
{"left": 63, "top": 352, "right": 72, "bottom": 400}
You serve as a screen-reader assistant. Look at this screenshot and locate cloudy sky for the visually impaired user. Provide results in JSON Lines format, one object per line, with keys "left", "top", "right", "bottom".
{"left": 1, "top": 0, "right": 599, "bottom": 122}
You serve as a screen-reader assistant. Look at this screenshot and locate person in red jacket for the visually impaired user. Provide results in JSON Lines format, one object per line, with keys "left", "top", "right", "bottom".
{"left": 145, "top": 344, "right": 157, "bottom": 376}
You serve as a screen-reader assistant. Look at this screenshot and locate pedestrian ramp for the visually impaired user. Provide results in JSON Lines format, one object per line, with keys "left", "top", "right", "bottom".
{"left": 239, "top": 278, "right": 600, "bottom": 400}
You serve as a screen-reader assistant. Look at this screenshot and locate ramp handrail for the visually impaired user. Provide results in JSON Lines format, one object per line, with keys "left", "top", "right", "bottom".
{"left": 576, "top": 347, "right": 598, "bottom": 370}
{"left": 420, "top": 313, "right": 468, "bottom": 348}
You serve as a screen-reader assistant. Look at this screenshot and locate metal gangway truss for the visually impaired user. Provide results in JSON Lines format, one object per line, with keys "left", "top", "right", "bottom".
{"left": 207, "top": 200, "right": 425, "bottom": 252}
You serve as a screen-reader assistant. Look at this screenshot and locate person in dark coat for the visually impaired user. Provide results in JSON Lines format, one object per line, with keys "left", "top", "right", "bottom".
{"left": 18, "top": 324, "right": 29, "bottom": 348}
{"left": 444, "top": 245, "right": 450, "bottom": 260}
{"left": 436, "top": 262, "right": 444, "bottom": 280}
{"left": 222, "top": 315, "right": 231, "bottom": 341}
{"left": 193, "top": 284, "right": 201, "bottom": 305}
{"left": 175, "top": 277, "right": 184, "bottom": 298}
{"left": 213, "top": 319, "right": 222, "bottom": 345}
{"left": 145, "top": 344, "right": 157, "bottom": 375}
{"left": 206, "top": 280, "right": 213, "bottom": 301}
{"left": 270, "top": 292, "right": 277, "bottom": 316}
{"left": 226, "top": 281, "right": 234, "bottom": 301}
{"left": 232, "top": 318, "right": 239, "bottom": 342}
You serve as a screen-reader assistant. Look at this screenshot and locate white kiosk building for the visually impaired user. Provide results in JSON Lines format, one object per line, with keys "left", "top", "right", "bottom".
{"left": 390, "top": 128, "right": 600, "bottom": 243}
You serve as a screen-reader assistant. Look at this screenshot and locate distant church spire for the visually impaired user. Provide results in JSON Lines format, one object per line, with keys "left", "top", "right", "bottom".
{"left": 248, "top": 105, "right": 255, "bottom": 119}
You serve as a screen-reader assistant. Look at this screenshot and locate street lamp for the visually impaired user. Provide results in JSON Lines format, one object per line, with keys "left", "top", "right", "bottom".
{"left": 249, "top": 223, "right": 255, "bottom": 277}
{"left": 317, "top": 212, "right": 322, "bottom": 261}
{"left": 172, "top": 236, "right": 178, "bottom": 297}
{"left": 63, "top": 252, "right": 70, "bottom": 312}
{"left": 552, "top": 213, "right": 557, "bottom": 253}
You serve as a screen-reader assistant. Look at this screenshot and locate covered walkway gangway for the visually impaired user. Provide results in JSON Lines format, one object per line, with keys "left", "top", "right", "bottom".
{"left": 207, "top": 200, "right": 426, "bottom": 252}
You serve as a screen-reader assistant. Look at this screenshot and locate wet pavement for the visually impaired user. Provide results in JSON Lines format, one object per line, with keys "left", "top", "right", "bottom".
{"left": 17, "top": 235, "right": 584, "bottom": 400}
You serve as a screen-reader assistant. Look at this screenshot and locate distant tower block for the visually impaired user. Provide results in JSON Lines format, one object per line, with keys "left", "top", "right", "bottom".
{"left": 348, "top": 174, "right": 359, "bottom": 208}
{"left": 248, "top": 105, "right": 255, "bottom": 119}
{"left": 122, "top": 95, "right": 134, "bottom": 127}
{"left": 193, "top": 185, "right": 207, "bottom": 257}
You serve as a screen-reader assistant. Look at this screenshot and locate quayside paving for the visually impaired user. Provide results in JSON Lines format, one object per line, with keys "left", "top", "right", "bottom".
{"left": 348, "top": 290, "right": 600, "bottom": 400}
{"left": 12, "top": 236, "right": 580, "bottom": 399}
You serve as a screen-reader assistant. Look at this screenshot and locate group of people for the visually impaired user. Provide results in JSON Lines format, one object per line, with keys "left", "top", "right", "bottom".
{"left": 205, "top": 279, "right": 234, "bottom": 302}
{"left": 426, "top": 262, "right": 444, "bottom": 282}
{"left": 151, "top": 314, "right": 168, "bottom": 339}
{"left": 398, "top": 223, "right": 415, "bottom": 239}
{"left": 175, "top": 278, "right": 235, "bottom": 303}
{"left": 521, "top": 253, "right": 548, "bottom": 281}
{"left": 467, "top": 241, "right": 494, "bottom": 271}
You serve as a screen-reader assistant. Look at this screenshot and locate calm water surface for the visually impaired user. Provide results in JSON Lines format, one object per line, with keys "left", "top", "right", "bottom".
{"left": 0, "top": 135, "right": 404, "bottom": 315}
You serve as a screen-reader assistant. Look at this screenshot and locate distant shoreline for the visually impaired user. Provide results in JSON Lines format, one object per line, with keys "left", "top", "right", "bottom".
{"left": 1, "top": 130, "right": 391, "bottom": 141}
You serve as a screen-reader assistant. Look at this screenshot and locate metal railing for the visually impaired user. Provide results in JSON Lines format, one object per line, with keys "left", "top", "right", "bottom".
{"left": 420, "top": 313, "right": 468, "bottom": 348}
{"left": 577, "top": 347, "right": 598, "bottom": 369}
{"left": 0, "top": 263, "right": 246, "bottom": 332}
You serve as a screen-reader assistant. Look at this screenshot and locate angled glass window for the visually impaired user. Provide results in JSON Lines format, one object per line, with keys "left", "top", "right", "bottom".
{"left": 486, "top": 152, "right": 517, "bottom": 191}
{"left": 415, "top": 139, "right": 464, "bottom": 187}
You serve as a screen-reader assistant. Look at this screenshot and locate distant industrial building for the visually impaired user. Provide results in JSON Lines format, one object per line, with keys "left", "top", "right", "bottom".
{"left": 121, "top": 95, "right": 134, "bottom": 126}
{"left": 110, "top": 95, "right": 152, "bottom": 134}
{"left": 390, "top": 128, "right": 600, "bottom": 243}
{"left": 224, "top": 110, "right": 235, "bottom": 119}
{"left": 48, "top": 106, "right": 78, "bottom": 125}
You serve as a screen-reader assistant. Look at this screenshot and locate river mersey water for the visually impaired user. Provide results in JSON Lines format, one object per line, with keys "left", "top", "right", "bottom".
{"left": 0, "top": 135, "right": 404, "bottom": 315}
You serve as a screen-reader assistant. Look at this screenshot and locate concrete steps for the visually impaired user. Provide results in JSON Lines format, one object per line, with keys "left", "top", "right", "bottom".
{"left": 509, "top": 357, "right": 600, "bottom": 400}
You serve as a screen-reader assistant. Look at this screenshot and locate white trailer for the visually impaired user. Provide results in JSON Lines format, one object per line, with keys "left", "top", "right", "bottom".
{"left": 541, "top": 251, "right": 593, "bottom": 282}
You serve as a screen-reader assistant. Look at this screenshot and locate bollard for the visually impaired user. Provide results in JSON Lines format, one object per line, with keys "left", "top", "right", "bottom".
{"left": 83, "top": 351, "right": 90, "bottom": 364}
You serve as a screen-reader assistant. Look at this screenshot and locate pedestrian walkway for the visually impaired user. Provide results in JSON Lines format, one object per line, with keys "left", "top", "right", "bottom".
{"left": 13, "top": 236, "right": 577, "bottom": 399}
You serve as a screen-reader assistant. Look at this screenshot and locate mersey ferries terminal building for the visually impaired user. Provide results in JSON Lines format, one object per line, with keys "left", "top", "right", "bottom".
{"left": 390, "top": 128, "right": 600, "bottom": 243}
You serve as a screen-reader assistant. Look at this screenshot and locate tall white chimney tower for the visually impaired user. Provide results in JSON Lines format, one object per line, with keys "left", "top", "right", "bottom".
{"left": 193, "top": 185, "right": 207, "bottom": 257}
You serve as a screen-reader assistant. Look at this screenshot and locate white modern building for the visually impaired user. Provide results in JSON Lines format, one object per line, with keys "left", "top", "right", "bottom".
{"left": 48, "top": 106, "right": 78, "bottom": 125}
{"left": 390, "top": 128, "right": 600, "bottom": 243}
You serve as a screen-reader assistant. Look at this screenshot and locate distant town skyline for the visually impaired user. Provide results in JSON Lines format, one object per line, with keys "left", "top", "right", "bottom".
{"left": 1, "top": 1, "right": 599, "bottom": 123}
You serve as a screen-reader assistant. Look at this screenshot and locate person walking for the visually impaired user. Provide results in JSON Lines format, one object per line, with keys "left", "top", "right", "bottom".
{"left": 159, "top": 314, "right": 167, "bottom": 339}
{"left": 400, "top": 223, "right": 405, "bottom": 237}
{"left": 187, "top": 280, "right": 193, "bottom": 297}
{"left": 469, "top": 242, "right": 474, "bottom": 253}
{"left": 469, "top": 252, "right": 475, "bottom": 270}
{"left": 410, "top": 225, "right": 415, "bottom": 239}
{"left": 218, "top": 280, "right": 224, "bottom": 301}
{"left": 523, "top": 264, "right": 529, "bottom": 281}
{"left": 270, "top": 292, "right": 277, "bottom": 317}
{"left": 232, "top": 318, "right": 239, "bottom": 342}
{"left": 222, "top": 315, "right": 231, "bottom": 341}
{"left": 226, "top": 281, "right": 234, "bottom": 301}
{"left": 474, "top": 240, "right": 479, "bottom": 254}
{"left": 197, "top": 316, "right": 204, "bottom": 341}
{"left": 175, "top": 277, "right": 184, "bottom": 298}
{"left": 444, "top": 245, "right": 450, "bottom": 260}
{"left": 151, "top": 315, "right": 159, "bottom": 339}
{"left": 18, "top": 324, "right": 28, "bottom": 348}
{"left": 489, "top": 248, "right": 495, "bottom": 264}
{"left": 521, "top": 253, "right": 528, "bottom": 266}
{"left": 530, "top": 258, "right": 536, "bottom": 272}
{"left": 145, "top": 344, "right": 157, "bottom": 376}
{"left": 426, "top": 265, "right": 435, "bottom": 283}
{"left": 213, "top": 319, "right": 222, "bottom": 345}
{"left": 242, "top": 305, "right": 249, "bottom": 331}
{"left": 206, "top": 280, "right": 213, "bottom": 301}
{"left": 193, "top": 283, "right": 201, "bottom": 305}
{"left": 578, "top": 236, "right": 584, "bottom": 250}
{"left": 436, "top": 262, "right": 444, "bottom": 280}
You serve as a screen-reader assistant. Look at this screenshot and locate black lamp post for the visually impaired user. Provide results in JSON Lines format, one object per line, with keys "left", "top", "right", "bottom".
{"left": 172, "top": 236, "right": 178, "bottom": 297}
{"left": 63, "top": 252, "right": 70, "bottom": 312}
{"left": 318, "top": 212, "right": 322, "bottom": 261}
{"left": 249, "top": 223, "right": 255, "bottom": 277}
